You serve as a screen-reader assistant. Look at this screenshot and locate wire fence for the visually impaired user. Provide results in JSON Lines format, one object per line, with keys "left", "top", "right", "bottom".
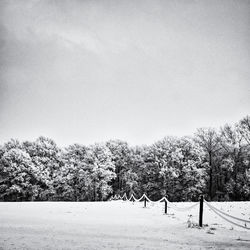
{"left": 111, "top": 193, "right": 250, "bottom": 230}
{"left": 204, "top": 200, "right": 250, "bottom": 230}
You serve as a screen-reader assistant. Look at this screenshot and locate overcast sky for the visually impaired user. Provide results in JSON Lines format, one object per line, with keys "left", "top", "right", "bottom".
{"left": 0, "top": 0, "right": 249, "bottom": 146}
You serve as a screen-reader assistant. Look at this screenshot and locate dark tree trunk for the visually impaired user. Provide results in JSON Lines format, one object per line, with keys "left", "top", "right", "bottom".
{"left": 209, "top": 151, "right": 213, "bottom": 200}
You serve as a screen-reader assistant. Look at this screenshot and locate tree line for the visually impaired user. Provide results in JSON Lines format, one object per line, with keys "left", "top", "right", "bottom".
{"left": 0, "top": 116, "right": 249, "bottom": 202}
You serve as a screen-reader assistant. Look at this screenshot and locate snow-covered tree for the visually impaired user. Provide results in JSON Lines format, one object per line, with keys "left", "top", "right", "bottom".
{"left": 58, "top": 144, "right": 90, "bottom": 201}
{"left": 194, "top": 128, "right": 221, "bottom": 200}
{"left": 0, "top": 115, "right": 249, "bottom": 202}
{"left": 88, "top": 143, "right": 116, "bottom": 201}
{"left": 0, "top": 148, "right": 37, "bottom": 201}
{"left": 106, "top": 140, "right": 133, "bottom": 194}
{"left": 220, "top": 123, "right": 250, "bottom": 200}
{"left": 22, "top": 137, "right": 62, "bottom": 200}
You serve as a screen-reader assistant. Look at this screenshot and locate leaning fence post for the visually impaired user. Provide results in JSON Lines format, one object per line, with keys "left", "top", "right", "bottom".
{"left": 164, "top": 199, "right": 167, "bottom": 214}
{"left": 144, "top": 196, "right": 147, "bottom": 208}
{"left": 199, "top": 195, "right": 204, "bottom": 227}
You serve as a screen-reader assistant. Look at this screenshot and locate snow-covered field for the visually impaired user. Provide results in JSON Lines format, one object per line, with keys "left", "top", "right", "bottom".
{"left": 0, "top": 201, "right": 249, "bottom": 249}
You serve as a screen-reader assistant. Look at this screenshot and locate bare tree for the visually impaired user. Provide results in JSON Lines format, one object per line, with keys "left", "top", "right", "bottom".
{"left": 195, "top": 128, "right": 221, "bottom": 200}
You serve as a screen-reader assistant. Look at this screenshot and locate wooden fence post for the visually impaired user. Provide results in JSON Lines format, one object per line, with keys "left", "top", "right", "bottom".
{"left": 199, "top": 195, "right": 204, "bottom": 227}
{"left": 144, "top": 196, "right": 147, "bottom": 208}
{"left": 164, "top": 199, "right": 167, "bottom": 214}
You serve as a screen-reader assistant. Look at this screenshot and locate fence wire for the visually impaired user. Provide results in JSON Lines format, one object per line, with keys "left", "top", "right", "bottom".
{"left": 204, "top": 200, "right": 250, "bottom": 223}
{"left": 204, "top": 200, "right": 250, "bottom": 230}
{"left": 167, "top": 202, "right": 199, "bottom": 212}
{"left": 126, "top": 193, "right": 199, "bottom": 212}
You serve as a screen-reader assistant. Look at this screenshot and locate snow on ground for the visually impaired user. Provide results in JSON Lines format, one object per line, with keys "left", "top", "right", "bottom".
{"left": 0, "top": 201, "right": 249, "bottom": 249}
